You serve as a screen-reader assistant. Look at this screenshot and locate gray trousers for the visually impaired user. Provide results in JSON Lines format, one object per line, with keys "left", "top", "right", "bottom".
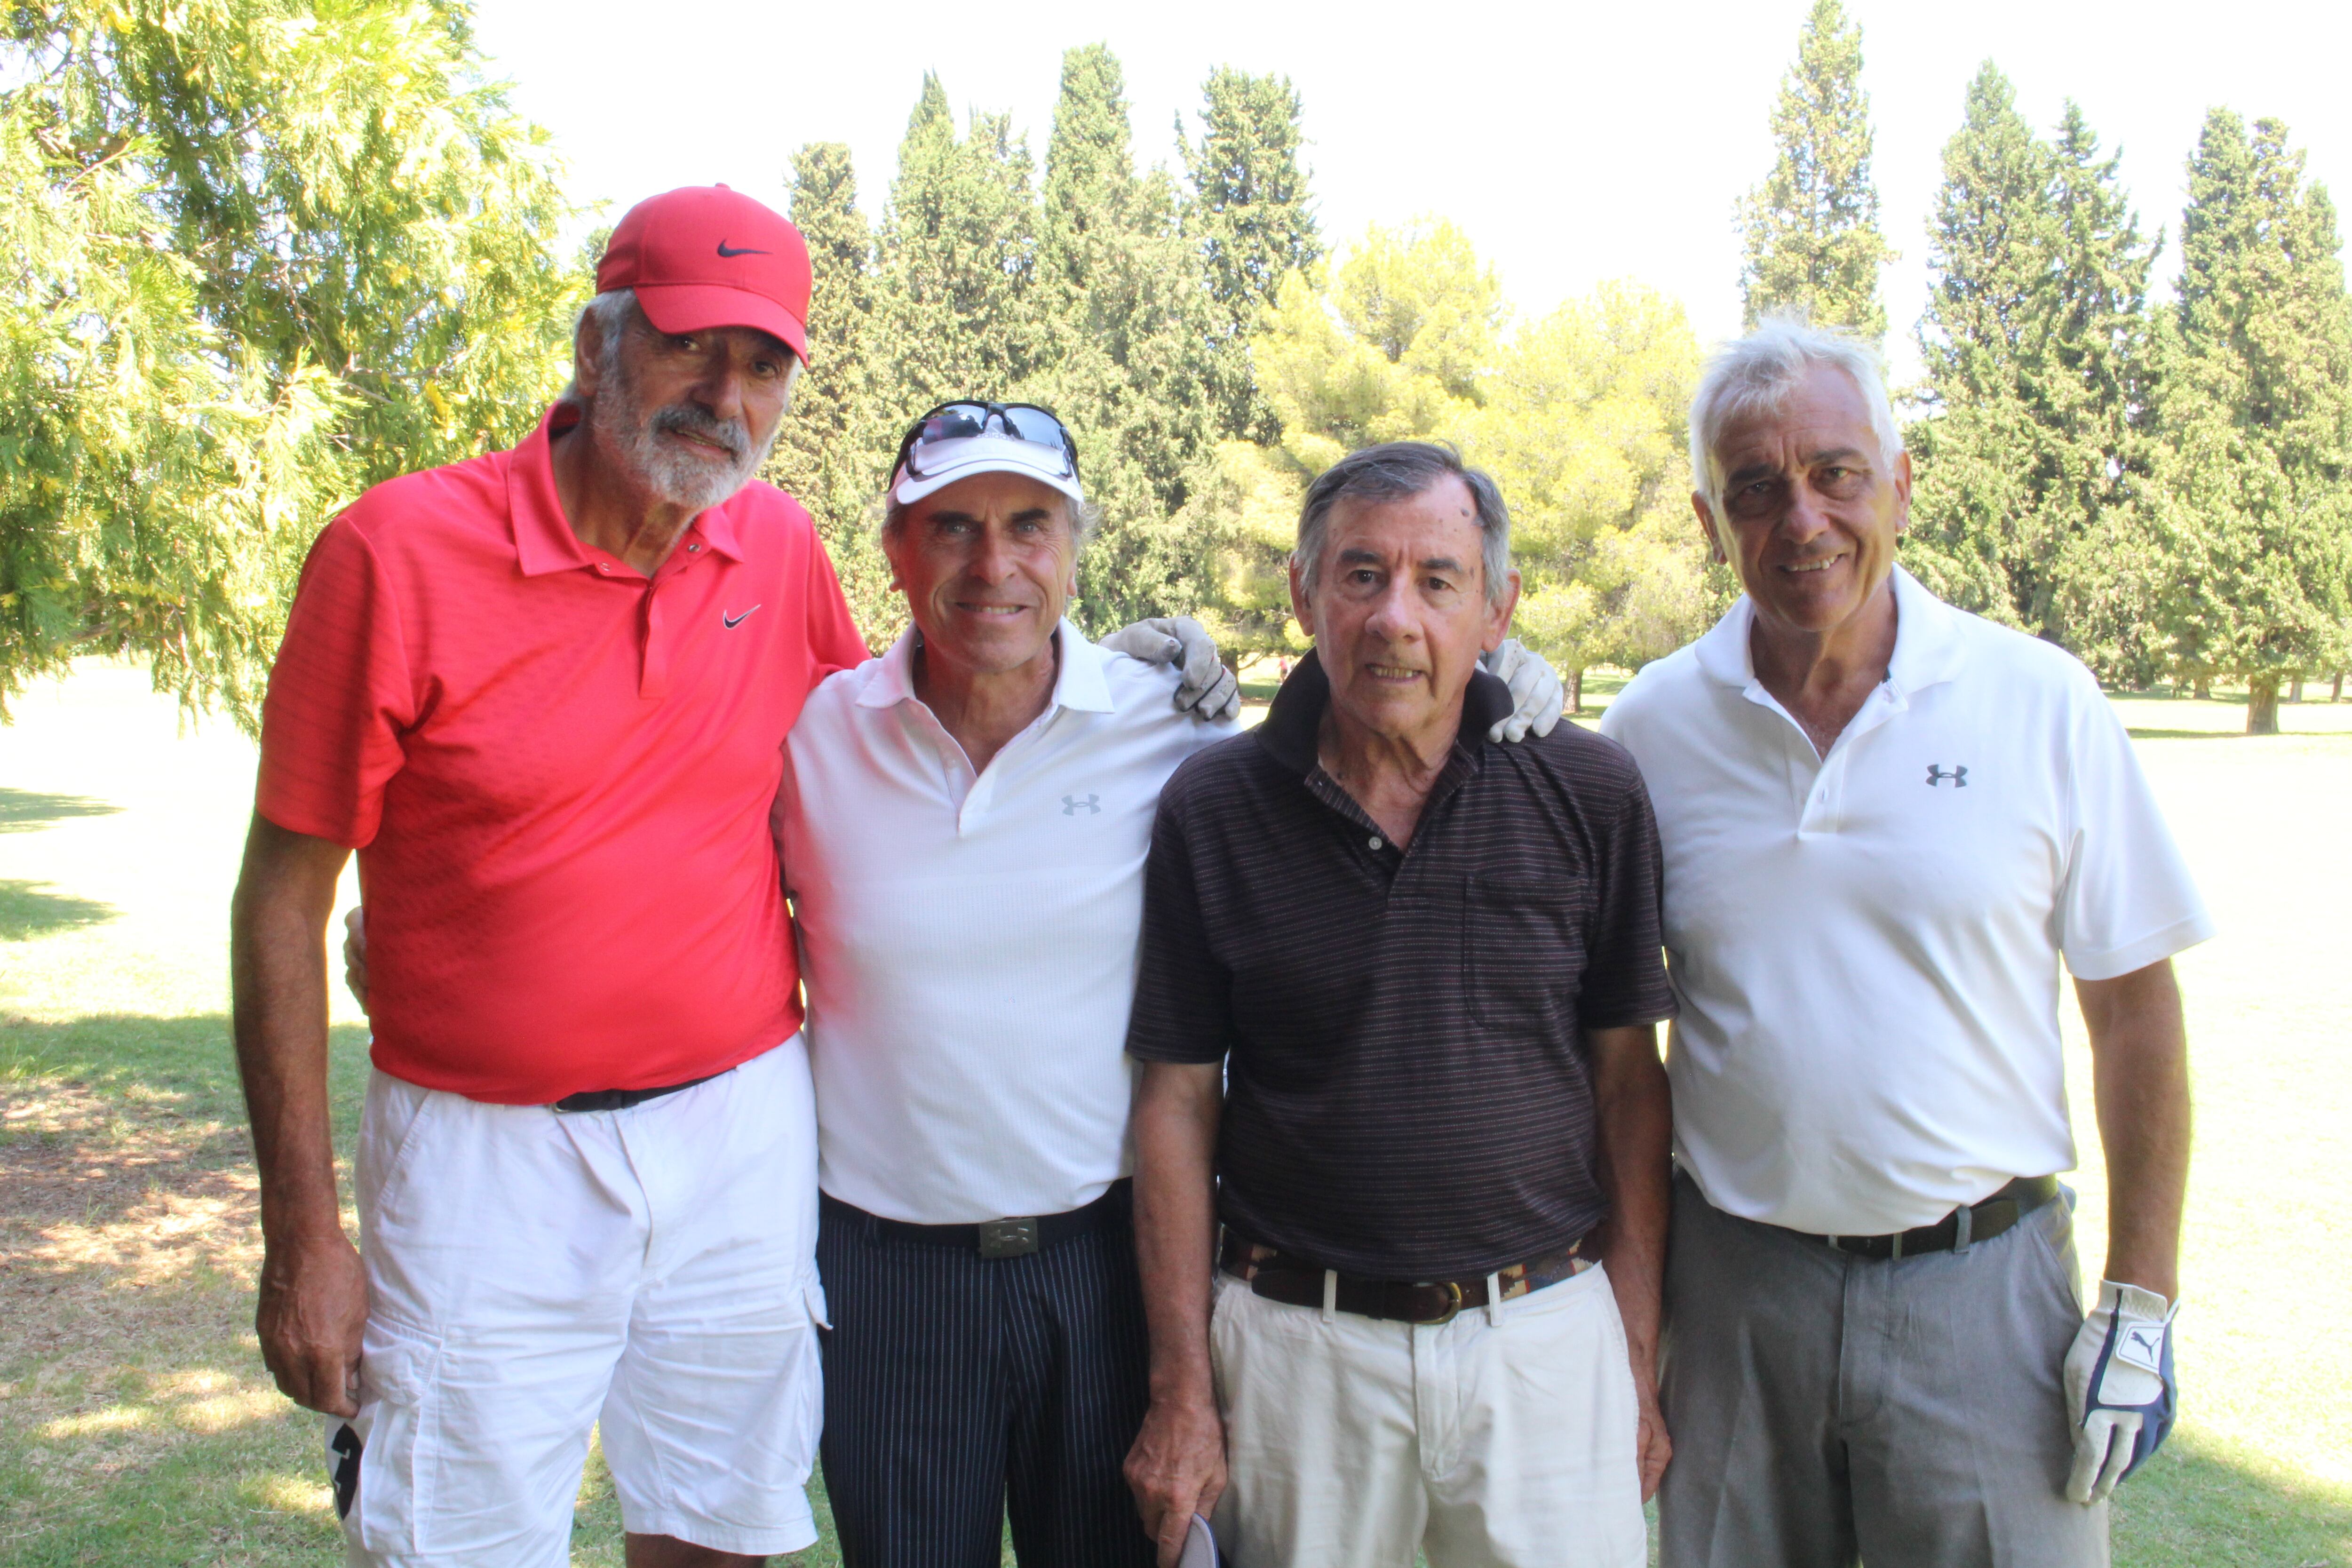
{"left": 1657, "top": 1172, "right": 2108, "bottom": 1568}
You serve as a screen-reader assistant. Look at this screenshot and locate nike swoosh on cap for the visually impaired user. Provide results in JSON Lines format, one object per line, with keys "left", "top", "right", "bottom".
{"left": 715, "top": 239, "right": 770, "bottom": 257}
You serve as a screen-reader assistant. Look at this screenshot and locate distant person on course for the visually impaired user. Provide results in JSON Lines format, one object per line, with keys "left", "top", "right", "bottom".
{"left": 1599, "top": 318, "right": 2211, "bottom": 1568}
{"left": 1123, "top": 441, "right": 1677, "bottom": 1568}
{"left": 229, "top": 184, "right": 1235, "bottom": 1568}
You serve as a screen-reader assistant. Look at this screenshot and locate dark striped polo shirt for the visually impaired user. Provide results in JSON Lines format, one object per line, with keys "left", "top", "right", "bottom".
{"left": 1126, "top": 651, "right": 1675, "bottom": 1279}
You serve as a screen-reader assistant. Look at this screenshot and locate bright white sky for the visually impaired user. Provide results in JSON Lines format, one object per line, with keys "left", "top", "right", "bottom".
{"left": 470, "top": 0, "right": 2349, "bottom": 385}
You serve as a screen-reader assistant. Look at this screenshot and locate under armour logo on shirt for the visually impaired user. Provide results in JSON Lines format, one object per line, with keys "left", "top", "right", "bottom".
{"left": 1063, "top": 794, "right": 1101, "bottom": 816}
{"left": 1925, "top": 764, "right": 1969, "bottom": 788}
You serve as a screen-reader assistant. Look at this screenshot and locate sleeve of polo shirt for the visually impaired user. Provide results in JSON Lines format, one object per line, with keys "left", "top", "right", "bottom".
{"left": 254, "top": 517, "right": 415, "bottom": 849}
{"left": 1578, "top": 756, "right": 1678, "bottom": 1030}
{"left": 1124, "top": 797, "right": 1235, "bottom": 1065}
{"left": 2055, "top": 671, "right": 2215, "bottom": 980}
{"left": 803, "top": 533, "right": 871, "bottom": 676}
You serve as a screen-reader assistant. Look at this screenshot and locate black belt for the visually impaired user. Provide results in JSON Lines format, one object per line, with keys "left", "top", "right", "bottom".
{"left": 820, "top": 1180, "right": 1132, "bottom": 1258}
{"left": 551, "top": 1072, "right": 723, "bottom": 1114}
{"left": 1219, "top": 1230, "right": 1593, "bottom": 1325}
{"left": 1802, "top": 1174, "right": 2061, "bottom": 1260}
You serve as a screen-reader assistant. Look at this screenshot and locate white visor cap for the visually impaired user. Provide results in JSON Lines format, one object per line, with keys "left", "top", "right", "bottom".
{"left": 890, "top": 432, "right": 1086, "bottom": 509}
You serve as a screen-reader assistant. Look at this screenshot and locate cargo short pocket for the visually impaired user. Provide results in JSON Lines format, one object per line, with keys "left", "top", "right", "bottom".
{"left": 349, "top": 1313, "right": 443, "bottom": 1555}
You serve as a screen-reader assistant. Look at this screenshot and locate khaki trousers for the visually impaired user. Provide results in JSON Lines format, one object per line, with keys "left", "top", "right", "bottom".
{"left": 1210, "top": 1261, "right": 1645, "bottom": 1568}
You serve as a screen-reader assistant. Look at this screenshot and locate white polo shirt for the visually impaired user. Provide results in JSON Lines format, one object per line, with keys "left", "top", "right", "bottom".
{"left": 775, "top": 622, "right": 1234, "bottom": 1225}
{"left": 1600, "top": 567, "right": 2212, "bottom": 1235}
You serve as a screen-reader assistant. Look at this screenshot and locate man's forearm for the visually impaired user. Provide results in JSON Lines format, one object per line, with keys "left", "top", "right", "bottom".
{"left": 2077, "top": 961, "right": 2191, "bottom": 1300}
{"left": 1589, "top": 1025, "right": 1671, "bottom": 1368}
{"left": 1132, "top": 1063, "right": 1223, "bottom": 1404}
{"left": 230, "top": 814, "right": 351, "bottom": 1243}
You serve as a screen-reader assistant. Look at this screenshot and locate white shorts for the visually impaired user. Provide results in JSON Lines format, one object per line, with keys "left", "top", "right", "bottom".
{"left": 332, "top": 1040, "right": 825, "bottom": 1567}
{"left": 1210, "top": 1261, "right": 1645, "bottom": 1568}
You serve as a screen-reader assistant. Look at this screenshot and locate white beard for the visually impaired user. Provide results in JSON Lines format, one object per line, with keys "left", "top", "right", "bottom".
{"left": 588, "top": 358, "right": 775, "bottom": 514}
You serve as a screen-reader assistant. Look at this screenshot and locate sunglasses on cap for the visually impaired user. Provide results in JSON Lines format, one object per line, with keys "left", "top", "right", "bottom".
{"left": 892, "top": 401, "right": 1081, "bottom": 484}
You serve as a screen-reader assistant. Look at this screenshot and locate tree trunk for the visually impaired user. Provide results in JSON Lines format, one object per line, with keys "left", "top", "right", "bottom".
{"left": 1569, "top": 667, "right": 1584, "bottom": 716}
{"left": 2289, "top": 674, "right": 2304, "bottom": 703}
{"left": 2193, "top": 677, "right": 2212, "bottom": 700}
{"left": 2246, "top": 674, "right": 2280, "bottom": 735}
{"left": 2334, "top": 672, "right": 2344, "bottom": 703}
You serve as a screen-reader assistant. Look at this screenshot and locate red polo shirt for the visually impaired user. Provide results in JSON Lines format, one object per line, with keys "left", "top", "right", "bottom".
{"left": 258, "top": 403, "right": 869, "bottom": 1104}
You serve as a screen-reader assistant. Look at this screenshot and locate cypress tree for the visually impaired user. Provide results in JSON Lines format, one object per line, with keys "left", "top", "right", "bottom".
{"left": 1183, "top": 67, "right": 1319, "bottom": 443}
{"left": 767, "top": 142, "right": 897, "bottom": 644}
{"left": 1906, "top": 67, "right": 2159, "bottom": 678}
{"left": 1739, "top": 0, "right": 1896, "bottom": 342}
{"left": 1033, "top": 44, "right": 1219, "bottom": 632}
{"left": 871, "top": 73, "right": 1042, "bottom": 413}
{"left": 2153, "top": 110, "right": 2352, "bottom": 733}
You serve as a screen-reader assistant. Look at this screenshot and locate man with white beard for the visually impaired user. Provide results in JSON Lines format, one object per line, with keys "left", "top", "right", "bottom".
{"left": 229, "top": 185, "right": 1239, "bottom": 1568}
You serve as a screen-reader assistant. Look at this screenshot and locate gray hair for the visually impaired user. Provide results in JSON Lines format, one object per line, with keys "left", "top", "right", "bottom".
{"left": 564, "top": 288, "right": 640, "bottom": 400}
{"left": 1294, "top": 442, "right": 1513, "bottom": 605}
{"left": 1689, "top": 316, "right": 1904, "bottom": 548}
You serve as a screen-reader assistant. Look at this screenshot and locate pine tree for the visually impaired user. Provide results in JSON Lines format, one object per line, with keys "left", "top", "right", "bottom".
{"left": 2153, "top": 110, "right": 2352, "bottom": 733}
{"left": 1739, "top": 0, "right": 1896, "bottom": 342}
{"left": 1183, "top": 67, "right": 1319, "bottom": 443}
{"left": 1905, "top": 66, "right": 2160, "bottom": 678}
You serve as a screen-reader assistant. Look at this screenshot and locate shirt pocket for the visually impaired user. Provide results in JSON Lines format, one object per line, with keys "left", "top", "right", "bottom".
{"left": 1464, "top": 873, "right": 1592, "bottom": 1036}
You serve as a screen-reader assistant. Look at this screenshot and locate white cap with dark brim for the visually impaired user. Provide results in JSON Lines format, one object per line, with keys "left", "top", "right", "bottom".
{"left": 890, "top": 433, "right": 1086, "bottom": 508}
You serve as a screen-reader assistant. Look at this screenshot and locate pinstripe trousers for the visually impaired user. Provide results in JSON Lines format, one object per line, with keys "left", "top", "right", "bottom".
{"left": 815, "top": 1192, "right": 1158, "bottom": 1568}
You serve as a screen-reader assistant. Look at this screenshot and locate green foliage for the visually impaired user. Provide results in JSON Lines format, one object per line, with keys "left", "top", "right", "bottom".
{"left": 2150, "top": 110, "right": 2352, "bottom": 728}
{"left": 1183, "top": 67, "right": 1319, "bottom": 443}
{"left": 769, "top": 141, "right": 898, "bottom": 645}
{"left": 0, "top": 0, "right": 584, "bottom": 727}
{"left": 1903, "top": 67, "right": 2163, "bottom": 682}
{"left": 1740, "top": 0, "right": 1896, "bottom": 342}
{"left": 1031, "top": 46, "right": 1220, "bottom": 634}
{"left": 1199, "top": 219, "right": 1712, "bottom": 668}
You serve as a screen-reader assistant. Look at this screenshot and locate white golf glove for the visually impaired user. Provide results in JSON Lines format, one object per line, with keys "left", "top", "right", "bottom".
{"left": 1099, "top": 617, "right": 1240, "bottom": 724}
{"left": 1481, "top": 639, "right": 1565, "bottom": 742}
{"left": 2063, "top": 1280, "right": 2178, "bottom": 1503}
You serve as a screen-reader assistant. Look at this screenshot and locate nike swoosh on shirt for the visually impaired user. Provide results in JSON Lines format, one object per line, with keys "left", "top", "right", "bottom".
{"left": 724, "top": 606, "right": 761, "bottom": 628}
{"left": 716, "top": 240, "right": 770, "bottom": 258}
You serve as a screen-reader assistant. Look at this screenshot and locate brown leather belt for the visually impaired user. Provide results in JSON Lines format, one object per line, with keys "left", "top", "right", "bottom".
{"left": 1803, "top": 1174, "right": 2062, "bottom": 1260}
{"left": 1219, "top": 1230, "right": 1593, "bottom": 1326}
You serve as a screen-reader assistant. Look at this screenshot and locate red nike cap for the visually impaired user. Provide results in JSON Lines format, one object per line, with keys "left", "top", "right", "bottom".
{"left": 596, "top": 185, "right": 813, "bottom": 363}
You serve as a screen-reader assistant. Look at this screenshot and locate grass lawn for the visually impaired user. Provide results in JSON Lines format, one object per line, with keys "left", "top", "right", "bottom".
{"left": 4, "top": 657, "right": 2349, "bottom": 1566}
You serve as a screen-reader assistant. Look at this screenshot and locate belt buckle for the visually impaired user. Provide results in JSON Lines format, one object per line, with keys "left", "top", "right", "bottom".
{"left": 1413, "top": 1280, "right": 1464, "bottom": 1326}
{"left": 977, "top": 1218, "right": 1041, "bottom": 1259}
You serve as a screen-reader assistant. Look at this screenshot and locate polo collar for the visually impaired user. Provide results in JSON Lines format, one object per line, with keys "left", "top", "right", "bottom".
{"left": 507, "top": 401, "right": 746, "bottom": 576}
{"left": 858, "top": 619, "right": 1114, "bottom": 715}
{"left": 1255, "top": 649, "right": 1512, "bottom": 777}
{"left": 1690, "top": 565, "right": 1965, "bottom": 697}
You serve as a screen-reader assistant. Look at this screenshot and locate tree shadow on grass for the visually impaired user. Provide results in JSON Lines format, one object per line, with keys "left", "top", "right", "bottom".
{"left": 2124, "top": 728, "right": 2248, "bottom": 742}
{"left": 0, "top": 788, "right": 123, "bottom": 834}
{"left": 0, "top": 879, "right": 119, "bottom": 941}
{"left": 0, "top": 1013, "right": 371, "bottom": 1153}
